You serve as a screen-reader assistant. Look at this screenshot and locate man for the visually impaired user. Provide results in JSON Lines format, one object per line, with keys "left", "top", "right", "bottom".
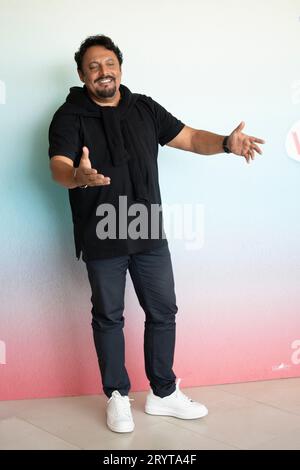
{"left": 49, "top": 35, "right": 265, "bottom": 433}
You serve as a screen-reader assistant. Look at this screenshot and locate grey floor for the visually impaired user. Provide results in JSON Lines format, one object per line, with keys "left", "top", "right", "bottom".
{"left": 0, "top": 378, "right": 300, "bottom": 450}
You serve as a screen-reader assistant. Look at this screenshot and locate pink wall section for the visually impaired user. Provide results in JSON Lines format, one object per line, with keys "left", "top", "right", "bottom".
{"left": 1, "top": 291, "right": 299, "bottom": 401}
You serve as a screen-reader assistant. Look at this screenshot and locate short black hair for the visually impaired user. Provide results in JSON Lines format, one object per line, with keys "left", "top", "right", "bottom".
{"left": 74, "top": 35, "right": 123, "bottom": 71}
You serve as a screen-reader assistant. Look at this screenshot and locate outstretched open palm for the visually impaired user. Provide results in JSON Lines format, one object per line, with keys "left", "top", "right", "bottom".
{"left": 227, "top": 121, "right": 265, "bottom": 164}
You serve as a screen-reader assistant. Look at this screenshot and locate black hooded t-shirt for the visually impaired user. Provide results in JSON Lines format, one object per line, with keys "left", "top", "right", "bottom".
{"left": 48, "top": 84, "right": 185, "bottom": 261}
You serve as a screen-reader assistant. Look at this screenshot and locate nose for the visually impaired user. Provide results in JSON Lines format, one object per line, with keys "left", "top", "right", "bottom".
{"left": 99, "top": 65, "right": 111, "bottom": 78}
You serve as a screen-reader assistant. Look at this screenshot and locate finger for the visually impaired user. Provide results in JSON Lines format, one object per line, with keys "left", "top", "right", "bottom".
{"left": 95, "top": 173, "right": 111, "bottom": 183}
{"left": 244, "top": 149, "right": 251, "bottom": 164}
{"left": 241, "top": 145, "right": 248, "bottom": 158}
{"left": 250, "top": 148, "right": 255, "bottom": 160}
{"left": 89, "top": 179, "right": 111, "bottom": 187}
{"left": 87, "top": 174, "right": 102, "bottom": 182}
{"left": 88, "top": 174, "right": 110, "bottom": 184}
{"left": 83, "top": 168, "right": 97, "bottom": 175}
{"left": 81, "top": 146, "right": 90, "bottom": 160}
{"left": 251, "top": 143, "right": 262, "bottom": 154}
{"left": 250, "top": 136, "right": 265, "bottom": 144}
{"left": 234, "top": 121, "right": 245, "bottom": 133}
{"left": 87, "top": 174, "right": 98, "bottom": 182}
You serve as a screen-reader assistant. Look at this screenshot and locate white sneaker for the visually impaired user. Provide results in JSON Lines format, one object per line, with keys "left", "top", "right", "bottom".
{"left": 145, "top": 378, "right": 208, "bottom": 419}
{"left": 106, "top": 391, "right": 135, "bottom": 433}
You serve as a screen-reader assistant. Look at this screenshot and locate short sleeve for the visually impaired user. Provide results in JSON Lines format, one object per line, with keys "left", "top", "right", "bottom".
{"left": 48, "top": 112, "right": 82, "bottom": 161}
{"left": 150, "top": 98, "right": 185, "bottom": 147}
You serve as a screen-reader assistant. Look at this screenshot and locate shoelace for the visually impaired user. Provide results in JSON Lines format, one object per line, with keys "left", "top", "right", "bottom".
{"left": 175, "top": 378, "right": 194, "bottom": 402}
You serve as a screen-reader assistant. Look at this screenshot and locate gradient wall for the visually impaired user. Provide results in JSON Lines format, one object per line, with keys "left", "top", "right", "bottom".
{"left": 1, "top": 0, "right": 300, "bottom": 400}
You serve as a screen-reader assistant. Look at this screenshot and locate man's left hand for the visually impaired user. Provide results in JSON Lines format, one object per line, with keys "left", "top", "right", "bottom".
{"left": 227, "top": 121, "right": 265, "bottom": 164}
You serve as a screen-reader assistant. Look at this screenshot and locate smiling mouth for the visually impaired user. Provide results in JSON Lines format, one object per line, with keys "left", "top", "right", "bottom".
{"left": 97, "top": 78, "right": 114, "bottom": 85}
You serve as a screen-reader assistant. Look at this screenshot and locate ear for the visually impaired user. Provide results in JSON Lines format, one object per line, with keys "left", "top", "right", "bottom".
{"left": 77, "top": 69, "right": 85, "bottom": 83}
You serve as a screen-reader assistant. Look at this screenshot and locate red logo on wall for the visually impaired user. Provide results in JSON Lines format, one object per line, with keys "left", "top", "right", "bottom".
{"left": 286, "top": 121, "right": 300, "bottom": 162}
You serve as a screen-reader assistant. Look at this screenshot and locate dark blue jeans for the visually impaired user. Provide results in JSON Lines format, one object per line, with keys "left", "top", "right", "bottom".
{"left": 85, "top": 244, "right": 178, "bottom": 398}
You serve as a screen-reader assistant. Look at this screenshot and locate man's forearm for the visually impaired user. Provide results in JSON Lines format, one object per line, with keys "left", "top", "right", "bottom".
{"left": 50, "top": 160, "right": 77, "bottom": 189}
{"left": 191, "top": 130, "right": 226, "bottom": 155}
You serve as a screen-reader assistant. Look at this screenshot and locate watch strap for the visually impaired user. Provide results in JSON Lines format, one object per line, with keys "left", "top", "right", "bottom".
{"left": 222, "top": 136, "right": 231, "bottom": 154}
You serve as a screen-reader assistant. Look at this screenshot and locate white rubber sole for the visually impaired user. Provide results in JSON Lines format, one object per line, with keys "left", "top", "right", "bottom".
{"left": 145, "top": 406, "right": 208, "bottom": 420}
{"left": 107, "top": 421, "right": 135, "bottom": 433}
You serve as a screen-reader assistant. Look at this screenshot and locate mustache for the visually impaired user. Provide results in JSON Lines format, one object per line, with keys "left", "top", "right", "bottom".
{"left": 95, "top": 76, "right": 115, "bottom": 83}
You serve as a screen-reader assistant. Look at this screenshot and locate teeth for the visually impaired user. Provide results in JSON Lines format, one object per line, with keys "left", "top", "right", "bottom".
{"left": 99, "top": 78, "right": 112, "bottom": 83}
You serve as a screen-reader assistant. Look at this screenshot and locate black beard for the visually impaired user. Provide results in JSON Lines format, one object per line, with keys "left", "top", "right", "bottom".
{"left": 95, "top": 82, "right": 117, "bottom": 99}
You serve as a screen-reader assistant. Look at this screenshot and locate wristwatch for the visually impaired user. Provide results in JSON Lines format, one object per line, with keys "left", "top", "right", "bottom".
{"left": 222, "top": 136, "right": 231, "bottom": 154}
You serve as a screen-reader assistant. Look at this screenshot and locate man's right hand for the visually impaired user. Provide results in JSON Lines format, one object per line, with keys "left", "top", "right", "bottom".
{"left": 74, "top": 146, "right": 111, "bottom": 187}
